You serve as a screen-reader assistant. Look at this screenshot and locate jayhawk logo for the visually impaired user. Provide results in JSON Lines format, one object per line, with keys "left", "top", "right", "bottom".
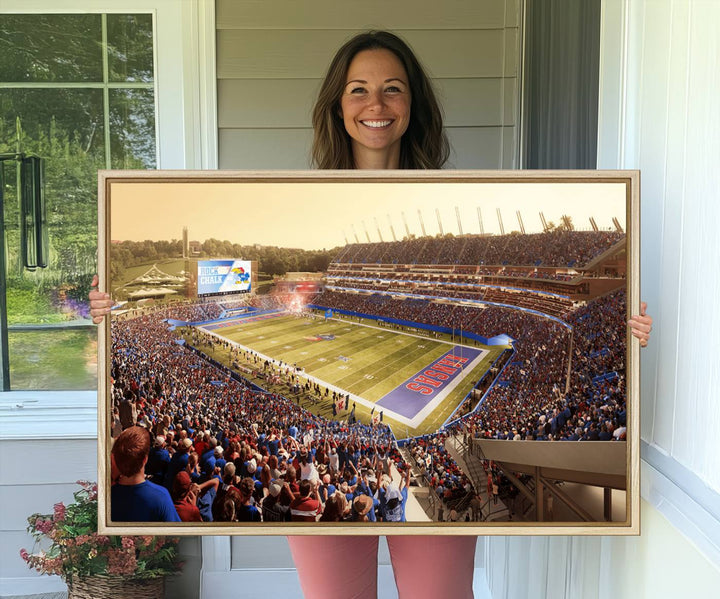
{"left": 231, "top": 266, "right": 250, "bottom": 285}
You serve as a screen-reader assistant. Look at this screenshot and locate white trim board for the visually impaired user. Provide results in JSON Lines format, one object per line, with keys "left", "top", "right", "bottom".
{"left": 0, "top": 391, "right": 97, "bottom": 440}
{"left": 641, "top": 442, "right": 720, "bottom": 568}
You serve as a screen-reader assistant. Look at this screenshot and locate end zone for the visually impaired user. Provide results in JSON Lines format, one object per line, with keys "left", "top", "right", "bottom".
{"left": 376, "top": 346, "right": 487, "bottom": 428}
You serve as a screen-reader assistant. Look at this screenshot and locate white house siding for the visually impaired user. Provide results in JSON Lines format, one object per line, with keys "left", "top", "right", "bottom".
{"left": 215, "top": 0, "right": 521, "bottom": 169}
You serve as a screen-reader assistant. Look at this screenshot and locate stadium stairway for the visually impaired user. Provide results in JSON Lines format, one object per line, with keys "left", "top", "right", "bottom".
{"left": 445, "top": 434, "right": 510, "bottom": 521}
{"left": 445, "top": 434, "right": 486, "bottom": 492}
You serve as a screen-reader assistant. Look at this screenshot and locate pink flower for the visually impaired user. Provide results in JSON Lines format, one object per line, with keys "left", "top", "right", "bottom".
{"left": 53, "top": 502, "right": 66, "bottom": 522}
{"left": 121, "top": 537, "right": 135, "bottom": 549}
{"left": 107, "top": 548, "right": 137, "bottom": 576}
{"left": 19, "top": 548, "right": 29, "bottom": 562}
{"left": 43, "top": 556, "right": 64, "bottom": 576}
{"left": 34, "top": 518, "right": 53, "bottom": 535}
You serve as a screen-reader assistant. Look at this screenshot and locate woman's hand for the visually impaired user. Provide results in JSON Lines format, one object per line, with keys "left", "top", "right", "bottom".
{"left": 89, "top": 274, "right": 113, "bottom": 324}
{"left": 628, "top": 301, "right": 653, "bottom": 348}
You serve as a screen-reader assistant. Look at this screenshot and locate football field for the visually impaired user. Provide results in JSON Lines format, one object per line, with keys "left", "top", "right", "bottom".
{"left": 200, "top": 311, "right": 506, "bottom": 437}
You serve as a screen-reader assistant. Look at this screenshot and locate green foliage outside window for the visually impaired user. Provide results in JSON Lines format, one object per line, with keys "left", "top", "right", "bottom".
{"left": 0, "top": 13, "right": 155, "bottom": 390}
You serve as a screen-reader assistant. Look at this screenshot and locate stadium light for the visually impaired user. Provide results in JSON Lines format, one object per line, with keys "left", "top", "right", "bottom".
{"left": 539, "top": 211, "right": 549, "bottom": 232}
{"left": 496, "top": 208, "right": 505, "bottom": 235}
{"left": 374, "top": 217, "right": 383, "bottom": 242}
{"left": 387, "top": 214, "right": 397, "bottom": 242}
{"left": 401, "top": 211, "right": 411, "bottom": 239}
{"left": 362, "top": 220, "right": 371, "bottom": 243}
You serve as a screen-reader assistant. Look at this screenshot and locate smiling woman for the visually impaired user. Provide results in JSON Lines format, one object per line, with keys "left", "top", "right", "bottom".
{"left": 311, "top": 30, "right": 448, "bottom": 170}
{"left": 340, "top": 48, "right": 412, "bottom": 169}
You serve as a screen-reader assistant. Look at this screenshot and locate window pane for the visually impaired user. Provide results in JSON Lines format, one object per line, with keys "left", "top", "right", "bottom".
{"left": 1, "top": 88, "right": 105, "bottom": 279}
{"left": 2, "top": 88, "right": 104, "bottom": 391}
{"left": 1, "top": 12, "right": 156, "bottom": 391}
{"left": 0, "top": 14, "right": 103, "bottom": 82}
{"left": 0, "top": 89, "right": 106, "bottom": 161}
{"left": 107, "top": 14, "right": 155, "bottom": 83}
{"left": 8, "top": 329, "right": 97, "bottom": 390}
{"left": 110, "top": 88, "right": 157, "bottom": 168}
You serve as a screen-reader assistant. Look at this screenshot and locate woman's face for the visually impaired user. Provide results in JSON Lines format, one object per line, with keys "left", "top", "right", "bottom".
{"left": 340, "top": 48, "right": 411, "bottom": 166}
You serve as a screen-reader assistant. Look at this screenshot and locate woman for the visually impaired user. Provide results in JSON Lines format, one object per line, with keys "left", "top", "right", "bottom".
{"left": 303, "top": 30, "right": 652, "bottom": 599}
{"left": 90, "top": 29, "right": 653, "bottom": 599}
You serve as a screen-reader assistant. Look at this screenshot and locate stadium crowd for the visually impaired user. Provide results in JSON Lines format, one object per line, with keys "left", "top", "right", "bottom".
{"left": 311, "top": 287, "right": 627, "bottom": 444}
{"left": 110, "top": 303, "right": 416, "bottom": 523}
{"left": 333, "top": 230, "right": 623, "bottom": 268}
{"left": 110, "top": 248, "right": 628, "bottom": 523}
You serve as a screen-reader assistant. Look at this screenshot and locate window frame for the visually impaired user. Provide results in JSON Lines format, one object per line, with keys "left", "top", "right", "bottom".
{"left": 0, "top": 0, "right": 217, "bottom": 434}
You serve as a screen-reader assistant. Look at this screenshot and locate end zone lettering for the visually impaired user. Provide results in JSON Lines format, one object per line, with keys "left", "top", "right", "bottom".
{"left": 406, "top": 354, "right": 469, "bottom": 395}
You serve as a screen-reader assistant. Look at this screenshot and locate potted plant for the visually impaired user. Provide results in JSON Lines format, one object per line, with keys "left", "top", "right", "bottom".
{"left": 20, "top": 480, "right": 182, "bottom": 598}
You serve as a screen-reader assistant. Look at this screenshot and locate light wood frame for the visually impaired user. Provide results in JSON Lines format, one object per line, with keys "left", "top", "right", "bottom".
{"left": 97, "top": 169, "right": 640, "bottom": 536}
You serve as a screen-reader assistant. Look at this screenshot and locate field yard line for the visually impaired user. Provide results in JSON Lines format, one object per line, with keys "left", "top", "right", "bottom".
{"left": 327, "top": 316, "right": 483, "bottom": 400}
{"left": 198, "top": 326, "right": 417, "bottom": 427}
{"left": 332, "top": 317, "right": 466, "bottom": 347}
{"left": 344, "top": 339, "right": 448, "bottom": 399}
{"left": 199, "top": 315, "right": 489, "bottom": 429}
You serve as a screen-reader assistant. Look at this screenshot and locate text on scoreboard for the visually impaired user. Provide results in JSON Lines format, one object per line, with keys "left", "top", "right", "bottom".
{"left": 197, "top": 260, "right": 252, "bottom": 295}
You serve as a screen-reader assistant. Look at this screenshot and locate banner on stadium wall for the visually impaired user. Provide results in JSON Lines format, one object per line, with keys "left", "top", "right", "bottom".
{"left": 197, "top": 259, "right": 252, "bottom": 296}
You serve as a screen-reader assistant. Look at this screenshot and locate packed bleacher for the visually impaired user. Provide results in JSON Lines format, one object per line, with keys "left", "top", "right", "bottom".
{"left": 311, "top": 287, "right": 627, "bottom": 444}
{"left": 323, "top": 281, "right": 574, "bottom": 318}
{"left": 333, "top": 230, "right": 623, "bottom": 267}
{"left": 111, "top": 303, "right": 416, "bottom": 523}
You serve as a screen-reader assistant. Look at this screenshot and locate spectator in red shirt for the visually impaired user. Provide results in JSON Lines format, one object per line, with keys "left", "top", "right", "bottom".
{"left": 290, "top": 479, "right": 323, "bottom": 522}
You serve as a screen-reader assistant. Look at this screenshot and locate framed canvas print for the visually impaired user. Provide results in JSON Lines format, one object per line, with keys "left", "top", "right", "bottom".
{"left": 97, "top": 170, "right": 640, "bottom": 536}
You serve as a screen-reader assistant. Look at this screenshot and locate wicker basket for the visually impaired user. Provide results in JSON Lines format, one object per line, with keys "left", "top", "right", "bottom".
{"left": 67, "top": 575, "right": 164, "bottom": 599}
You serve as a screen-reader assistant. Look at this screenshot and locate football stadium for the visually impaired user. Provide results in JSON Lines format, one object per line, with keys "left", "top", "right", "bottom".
{"left": 109, "top": 225, "right": 629, "bottom": 525}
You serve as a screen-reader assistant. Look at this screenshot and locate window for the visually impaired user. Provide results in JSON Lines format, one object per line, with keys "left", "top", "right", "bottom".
{"left": 0, "top": 13, "right": 156, "bottom": 390}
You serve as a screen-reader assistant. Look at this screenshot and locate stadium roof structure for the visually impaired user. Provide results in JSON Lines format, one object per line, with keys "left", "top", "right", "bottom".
{"left": 126, "top": 287, "right": 179, "bottom": 299}
{"left": 129, "top": 264, "right": 186, "bottom": 286}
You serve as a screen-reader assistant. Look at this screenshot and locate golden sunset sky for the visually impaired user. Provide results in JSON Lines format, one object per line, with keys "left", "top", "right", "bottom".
{"left": 109, "top": 177, "right": 628, "bottom": 251}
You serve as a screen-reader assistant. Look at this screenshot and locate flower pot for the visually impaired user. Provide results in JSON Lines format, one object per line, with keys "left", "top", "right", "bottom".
{"left": 67, "top": 575, "right": 164, "bottom": 599}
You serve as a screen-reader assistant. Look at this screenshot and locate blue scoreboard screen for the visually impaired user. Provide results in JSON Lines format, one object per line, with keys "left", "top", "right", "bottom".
{"left": 197, "top": 260, "right": 252, "bottom": 296}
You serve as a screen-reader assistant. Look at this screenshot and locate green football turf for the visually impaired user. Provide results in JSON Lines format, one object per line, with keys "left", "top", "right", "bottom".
{"left": 205, "top": 312, "right": 506, "bottom": 438}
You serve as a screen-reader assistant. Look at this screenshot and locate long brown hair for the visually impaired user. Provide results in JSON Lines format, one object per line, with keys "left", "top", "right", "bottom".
{"left": 311, "top": 31, "right": 449, "bottom": 170}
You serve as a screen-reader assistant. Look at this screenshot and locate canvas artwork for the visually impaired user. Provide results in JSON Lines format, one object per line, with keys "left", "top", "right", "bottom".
{"left": 97, "top": 170, "right": 640, "bottom": 535}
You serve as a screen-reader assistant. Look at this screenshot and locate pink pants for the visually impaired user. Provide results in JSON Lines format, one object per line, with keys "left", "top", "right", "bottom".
{"left": 287, "top": 535, "right": 477, "bottom": 599}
